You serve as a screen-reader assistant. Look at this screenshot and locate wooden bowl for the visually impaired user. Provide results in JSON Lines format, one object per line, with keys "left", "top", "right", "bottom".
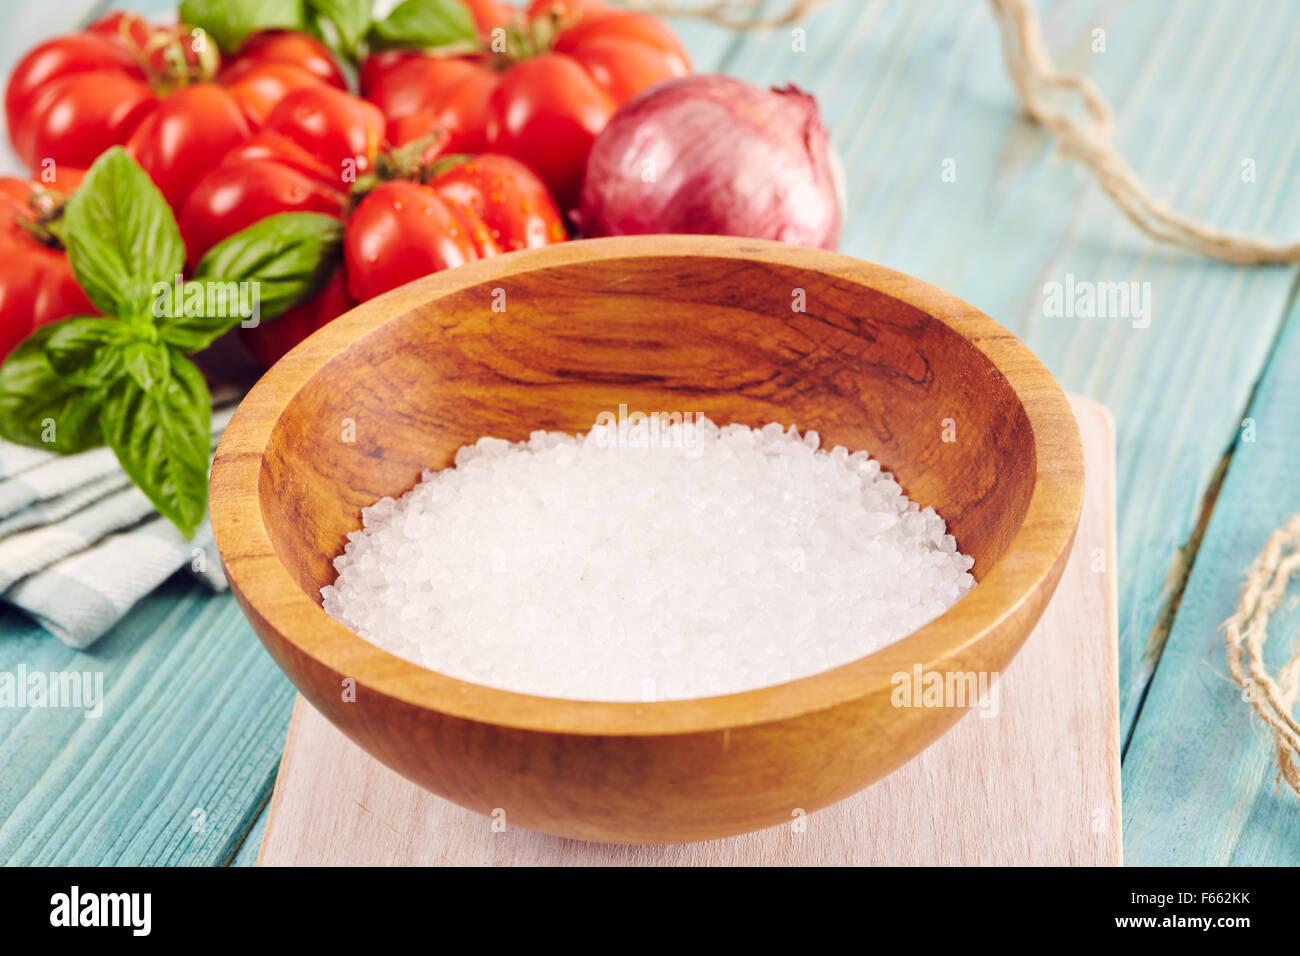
{"left": 211, "top": 235, "right": 1084, "bottom": 844}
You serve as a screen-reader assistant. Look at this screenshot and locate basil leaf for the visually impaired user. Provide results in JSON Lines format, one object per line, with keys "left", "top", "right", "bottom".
{"left": 309, "top": 0, "right": 373, "bottom": 59}
{"left": 63, "top": 148, "right": 184, "bottom": 319}
{"left": 185, "top": 212, "right": 344, "bottom": 341}
{"left": 152, "top": 276, "right": 251, "bottom": 353}
{"left": 122, "top": 341, "right": 172, "bottom": 394}
{"left": 100, "top": 355, "right": 211, "bottom": 538}
{"left": 179, "top": 0, "right": 307, "bottom": 53}
{"left": 369, "top": 0, "right": 475, "bottom": 50}
{"left": 0, "top": 326, "right": 103, "bottom": 453}
{"left": 42, "top": 317, "right": 124, "bottom": 387}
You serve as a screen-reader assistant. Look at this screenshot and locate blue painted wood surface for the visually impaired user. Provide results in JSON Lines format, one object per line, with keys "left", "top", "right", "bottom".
{"left": 1, "top": 0, "right": 1298, "bottom": 865}
{"left": 1123, "top": 297, "right": 1300, "bottom": 866}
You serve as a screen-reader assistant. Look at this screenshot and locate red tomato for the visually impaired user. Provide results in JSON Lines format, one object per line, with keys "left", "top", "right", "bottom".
{"left": 236, "top": 152, "right": 567, "bottom": 368}
{"left": 125, "top": 84, "right": 251, "bottom": 211}
{"left": 484, "top": 54, "right": 613, "bottom": 213}
{"left": 180, "top": 86, "right": 383, "bottom": 267}
{"left": 4, "top": 16, "right": 344, "bottom": 214}
{"left": 364, "top": 55, "right": 497, "bottom": 154}
{"left": 362, "top": 2, "right": 690, "bottom": 214}
{"left": 345, "top": 181, "right": 494, "bottom": 302}
{"left": 0, "top": 170, "right": 95, "bottom": 360}
{"left": 179, "top": 134, "right": 348, "bottom": 269}
{"left": 5, "top": 33, "right": 156, "bottom": 171}
{"left": 221, "top": 30, "right": 348, "bottom": 90}
{"left": 222, "top": 62, "right": 336, "bottom": 127}
{"left": 429, "top": 154, "right": 566, "bottom": 252}
{"left": 87, "top": 11, "right": 205, "bottom": 75}
{"left": 464, "top": 0, "right": 518, "bottom": 35}
{"left": 238, "top": 265, "right": 356, "bottom": 367}
{"left": 263, "top": 85, "right": 386, "bottom": 177}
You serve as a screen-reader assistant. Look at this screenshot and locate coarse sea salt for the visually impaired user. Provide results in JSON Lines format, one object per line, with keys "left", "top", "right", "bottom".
{"left": 321, "top": 416, "right": 976, "bottom": 701}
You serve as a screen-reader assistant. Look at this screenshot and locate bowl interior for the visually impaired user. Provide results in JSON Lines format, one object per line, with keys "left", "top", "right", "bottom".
{"left": 257, "top": 250, "right": 1035, "bottom": 604}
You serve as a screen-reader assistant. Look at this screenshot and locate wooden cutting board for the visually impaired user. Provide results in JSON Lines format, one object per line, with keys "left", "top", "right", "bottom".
{"left": 259, "top": 395, "right": 1119, "bottom": 866}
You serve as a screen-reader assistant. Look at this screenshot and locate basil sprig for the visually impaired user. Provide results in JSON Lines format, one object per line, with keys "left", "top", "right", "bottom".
{"left": 179, "top": 0, "right": 477, "bottom": 61}
{"left": 0, "top": 148, "right": 343, "bottom": 538}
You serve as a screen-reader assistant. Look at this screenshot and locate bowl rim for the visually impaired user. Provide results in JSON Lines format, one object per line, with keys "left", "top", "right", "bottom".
{"left": 211, "top": 235, "right": 1084, "bottom": 737}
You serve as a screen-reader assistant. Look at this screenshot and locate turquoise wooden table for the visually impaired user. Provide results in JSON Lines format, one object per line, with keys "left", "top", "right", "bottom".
{"left": 1, "top": 0, "right": 1297, "bottom": 866}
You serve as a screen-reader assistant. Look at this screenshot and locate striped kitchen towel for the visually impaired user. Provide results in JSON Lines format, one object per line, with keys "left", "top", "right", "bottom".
{"left": 0, "top": 403, "right": 236, "bottom": 649}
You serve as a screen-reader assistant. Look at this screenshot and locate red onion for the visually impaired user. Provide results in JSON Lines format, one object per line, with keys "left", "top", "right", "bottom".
{"left": 578, "top": 75, "right": 841, "bottom": 249}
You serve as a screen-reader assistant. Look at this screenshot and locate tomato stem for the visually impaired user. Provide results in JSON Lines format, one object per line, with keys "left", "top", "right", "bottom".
{"left": 114, "top": 13, "right": 219, "bottom": 94}
{"left": 348, "top": 130, "right": 454, "bottom": 207}
{"left": 485, "top": 6, "right": 580, "bottom": 67}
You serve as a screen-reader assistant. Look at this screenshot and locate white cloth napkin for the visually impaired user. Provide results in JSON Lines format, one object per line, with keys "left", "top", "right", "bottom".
{"left": 0, "top": 404, "right": 236, "bottom": 648}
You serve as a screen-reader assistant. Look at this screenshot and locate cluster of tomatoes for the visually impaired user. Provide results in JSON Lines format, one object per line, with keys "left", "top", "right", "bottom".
{"left": 1, "top": 0, "right": 690, "bottom": 364}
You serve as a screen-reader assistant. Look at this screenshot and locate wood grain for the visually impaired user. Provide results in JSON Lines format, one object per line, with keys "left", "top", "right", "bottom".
{"left": 1122, "top": 296, "right": 1300, "bottom": 865}
{"left": 257, "top": 395, "right": 1116, "bottom": 865}
{"left": 211, "top": 236, "right": 1084, "bottom": 843}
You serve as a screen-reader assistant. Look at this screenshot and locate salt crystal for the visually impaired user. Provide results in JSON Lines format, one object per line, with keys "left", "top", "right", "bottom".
{"left": 321, "top": 416, "right": 977, "bottom": 701}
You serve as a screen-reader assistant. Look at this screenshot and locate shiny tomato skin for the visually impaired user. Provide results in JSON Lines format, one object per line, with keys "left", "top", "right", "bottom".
{"left": 430, "top": 154, "right": 566, "bottom": 252}
{"left": 344, "top": 181, "right": 489, "bottom": 302}
{"left": 263, "top": 85, "right": 386, "bottom": 178}
{"left": 362, "top": 54, "right": 478, "bottom": 118}
{"left": 365, "top": 56, "right": 497, "bottom": 155}
{"left": 5, "top": 32, "right": 146, "bottom": 127}
{"left": 86, "top": 11, "right": 156, "bottom": 49}
{"left": 12, "top": 69, "right": 156, "bottom": 171}
{"left": 180, "top": 156, "right": 346, "bottom": 269}
{"left": 358, "top": 49, "right": 414, "bottom": 99}
{"left": 223, "top": 62, "right": 332, "bottom": 127}
{"left": 125, "top": 83, "right": 251, "bottom": 211}
{"left": 464, "top": 0, "right": 518, "bottom": 34}
{"left": 563, "top": 36, "right": 687, "bottom": 105}
{"left": 223, "top": 30, "right": 347, "bottom": 90}
{"left": 0, "top": 172, "right": 95, "bottom": 360}
{"left": 180, "top": 83, "right": 384, "bottom": 269}
{"left": 217, "top": 130, "right": 341, "bottom": 188}
{"left": 553, "top": 10, "right": 690, "bottom": 67}
{"left": 485, "top": 54, "right": 614, "bottom": 213}
{"left": 238, "top": 264, "right": 355, "bottom": 368}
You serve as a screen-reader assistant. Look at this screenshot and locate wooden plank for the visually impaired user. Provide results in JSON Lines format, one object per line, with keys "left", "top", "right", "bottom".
{"left": 1122, "top": 296, "right": 1300, "bottom": 867}
{"left": 259, "top": 396, "right": 1117, "bottom": 866}
{"left": 743, "top": 0, "right": 1300, "bottom": 731}
{"left": 0, "top": 579, "right": 295, "bottom": 865}
{"left": 230, "top": 800, "right": 271, "bottom": 867}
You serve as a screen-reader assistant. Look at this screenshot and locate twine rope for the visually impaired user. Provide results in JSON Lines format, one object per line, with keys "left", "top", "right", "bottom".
{"left": 1222, "top": 515, "right": 1300, "bottom": 797}
{"left": 991, "top": 0, "right": 1300, "bottom": 265}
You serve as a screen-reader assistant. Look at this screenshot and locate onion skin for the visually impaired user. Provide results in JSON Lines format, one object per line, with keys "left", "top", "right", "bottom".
{"left": 578, "top": 75, "right": 841, "bottom": 250}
